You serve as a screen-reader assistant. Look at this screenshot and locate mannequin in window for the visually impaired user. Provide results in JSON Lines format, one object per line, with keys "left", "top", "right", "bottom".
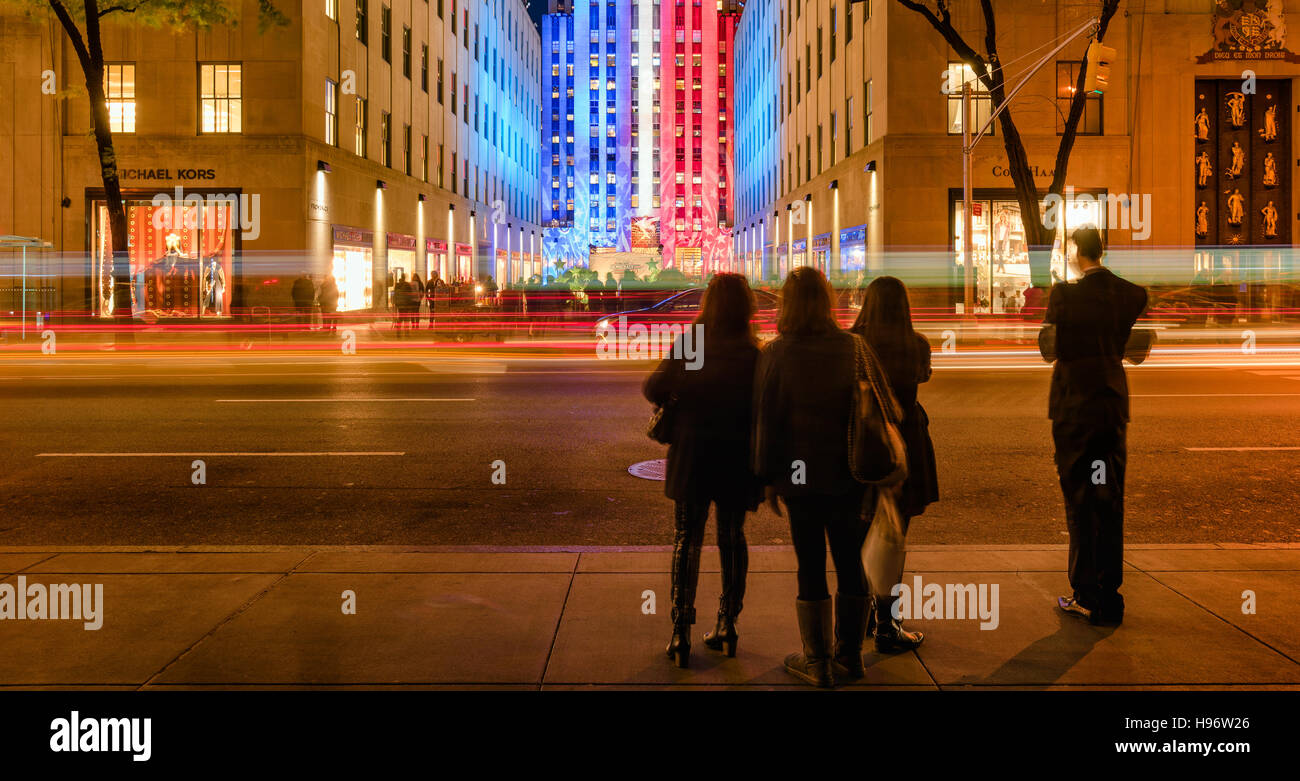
{"left": 202, "top": 256, "right": 226, "bottom": 317}
{"left": 159, "top": 232, "right": 198, "bottom": 316}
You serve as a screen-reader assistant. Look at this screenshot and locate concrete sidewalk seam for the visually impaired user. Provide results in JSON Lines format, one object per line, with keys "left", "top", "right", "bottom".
{"left": 3, "top": 552, "right": 61, "bottom": 578}
{"left": 1139, "top": 568, "right": 1300, "bottom": 670}
{"left": 137, "top": 551, "right": 318, "bottom": 690}
{"left": 538, "top": 553, "right": 581, "bottom": 688}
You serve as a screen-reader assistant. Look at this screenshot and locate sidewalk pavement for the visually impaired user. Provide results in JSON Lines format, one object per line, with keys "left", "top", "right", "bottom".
{"left": 1, "top": 544, "right": 1297, "bottom": 690}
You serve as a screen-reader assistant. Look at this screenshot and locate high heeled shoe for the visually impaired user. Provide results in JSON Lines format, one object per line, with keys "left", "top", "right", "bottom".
{"left": 702, "top": 613, "right": 738, "bottom": 657}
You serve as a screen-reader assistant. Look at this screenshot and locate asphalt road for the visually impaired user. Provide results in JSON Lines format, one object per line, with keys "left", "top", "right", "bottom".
{"left": 0, "top": 348, "right": 1298, "bottom": 546}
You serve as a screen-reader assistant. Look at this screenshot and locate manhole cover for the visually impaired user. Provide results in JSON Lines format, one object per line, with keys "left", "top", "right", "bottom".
{"left": 628, "top": 459, "right": 666, "bottom": 481}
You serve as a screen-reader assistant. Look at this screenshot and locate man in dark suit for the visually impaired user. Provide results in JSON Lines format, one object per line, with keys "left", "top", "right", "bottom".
{"left": 1040, "top": 226, "right": 1149, "bottom": 626}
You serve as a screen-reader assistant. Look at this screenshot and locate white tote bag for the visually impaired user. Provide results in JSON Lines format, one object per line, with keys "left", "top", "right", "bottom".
{"left": 862, "top": 487, "right": 907, "bottom": 599}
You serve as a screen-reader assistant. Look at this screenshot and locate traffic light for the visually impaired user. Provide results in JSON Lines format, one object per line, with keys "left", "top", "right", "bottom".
{"left": 1083, "top": 40, "right": 1117, "bottom": 95}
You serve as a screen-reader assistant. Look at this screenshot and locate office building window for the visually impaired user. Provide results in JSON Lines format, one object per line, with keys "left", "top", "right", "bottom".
{"left": 945, "top": 63, "right": 993, "bottom": 136}
{"left": 421, "top": 45, "right": 428, "bottom": 92}
{"left": 865, "top": 80, "right": 874, "bottom": 142}
{"left": 1056, "top": 61, "right": 1102, "bottom": 135}
{"left": 355, "top": 97, "right": 367, "bottom": 157}
{"left": 326, "top": 0, "right": 338, "bottom": 21}
{"left": 403, "top": 123, "right": 411, "bottom": 175}
{"left": 103, "top": 63, "right": 135, "bottom": 133}
{"left": 356, "top": 0, "right": 368, "bottom": 44}
{"left": 199, "top": 63, "right": 241, "bottom": 133}
{"left": 381, "top": 6, "right": 391, "bottom": 63}
{"left": 325, "top": 79, "right": 338, "bottom": 146}
{"left": 381, "top": 111, "right": 391, "bottom": 167}
{"left": 437, "top": 59, "right": 444, "bottom": 104}
{"left": 402, "top": 25, "right": 411, "bottom": 78}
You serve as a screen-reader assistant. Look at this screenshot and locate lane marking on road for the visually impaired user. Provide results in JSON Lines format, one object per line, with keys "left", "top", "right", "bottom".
{"left": 214, "top": 398, "right": 476, "bottom": 403}
{"left": 37, "top": 451, "right": 406, "bottom": 457}
{"left": 1184, "top": 447, "right": 1300, "bottom": 452}
{"left": 1133, "top": 393, "right": 1300, "bottom": 398}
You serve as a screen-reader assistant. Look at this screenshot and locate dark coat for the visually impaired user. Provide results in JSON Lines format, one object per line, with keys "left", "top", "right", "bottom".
{"left": 643, "top": 332, "right": 761, "bottom": 509}
{"left": 752, "top": 328, "right": 860, "bottom": 497}
{"left": 859, "top": 329, "right": 939, "bottom": 518}
{"left": 290, "top": 277, "right": 315, "bottom": 308}
{"left": 1044, "top": 268, "right": 1148, "bottom": 423}
{"left": 318, "top": 280, "right": 339, "bottom": 313}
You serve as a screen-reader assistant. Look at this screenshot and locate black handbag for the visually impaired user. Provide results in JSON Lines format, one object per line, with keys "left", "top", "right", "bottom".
{"left": 647, "top": 396, "right": 677, "bottom": 445}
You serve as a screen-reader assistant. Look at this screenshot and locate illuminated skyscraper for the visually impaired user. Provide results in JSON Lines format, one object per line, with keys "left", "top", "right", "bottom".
{"left": 541, "top": 0, "right": 738, "bottom": 273}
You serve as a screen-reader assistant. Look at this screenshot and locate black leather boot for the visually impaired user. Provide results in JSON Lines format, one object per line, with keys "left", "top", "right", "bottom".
{"left": 702, "top": 608, "right": 738, "bottom": 657}
{"left": 704, "top": 508, "right": 747, "bottom": 657}
{"left": 666, "top": 504, "right": 704, "bottom": 668}
{"left": 874, "top": 594, "right": 924, "bottom": 653}
{"left": 785, "top": 598, "right": 834, "bottom": 688}
{"left": 832, "top": 593, "right": 869, "bottom": 680}
{"left": 666, "top": 607, "right": 694, "bottom": 668}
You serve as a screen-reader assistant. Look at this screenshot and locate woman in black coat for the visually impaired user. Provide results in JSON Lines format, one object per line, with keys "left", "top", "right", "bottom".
{"left": 643, "top": 273, "right": 761, "bottom": 668}
{"left": 850, "top": 275, "right": 938, "bottom": 652}
{"left": 753, "top": 267, "right": 886, "bottom": 688}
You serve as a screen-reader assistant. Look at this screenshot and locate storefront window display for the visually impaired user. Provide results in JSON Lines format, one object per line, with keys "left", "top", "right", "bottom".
{"left": 331, "top": 226, "right": 373, "bottom": 312}
{"left": 812, "top": 233, "right": 831, "bottom": 275}
{"left": 90, "top": 194, "right": 236, "bottom": 319}
{"left": 951, "top": 191, "right": 1104, "bottom": 313}
{"left": 454, "top": 243, "right": 472, "bottom": 281}
{"left": 791, "top": 238, "right": 807, "bottom": 270}
{"left": 839, "top": 225, "right": 867, "bottom": 275}
{"left": 427, "top": 239, "right": 448, "bottom": 284}
{"left": 387, "top": 233, "right": 418, "bottom": 305}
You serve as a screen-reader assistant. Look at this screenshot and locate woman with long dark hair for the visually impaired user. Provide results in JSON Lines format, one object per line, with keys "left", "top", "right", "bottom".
{"left": 850, "top": 276, "right": 938, "bottom": 652}
{"left": 643, "top": 273, "right": 761, "bottom": 668}
{"left": 754, "top": 266, "right": 887, "bottom": 687}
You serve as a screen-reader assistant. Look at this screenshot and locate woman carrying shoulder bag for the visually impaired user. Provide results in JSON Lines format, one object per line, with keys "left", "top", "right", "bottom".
{"left": 753, "top": 267, "right": 897, "bottom": 688}
{"left": 850, "top": 276, "right": 938, "bottom": 652}
{"left": 643, "top": 273, "right": 761, "bottom": 668}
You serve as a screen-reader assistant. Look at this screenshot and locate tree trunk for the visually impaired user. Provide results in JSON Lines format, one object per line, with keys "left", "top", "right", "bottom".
{"left": 83, "top": 61, "right": 133, "bottom": 334}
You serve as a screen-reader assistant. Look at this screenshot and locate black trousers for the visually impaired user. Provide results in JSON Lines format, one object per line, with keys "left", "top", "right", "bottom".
{"left": 670, "top": 500, "right": 748, "bottom": 625}
{"left": 1053, "top": 417, "right": 1127, "bottom": 617}
{"left": 784, "top": 493, "right": 869, "bottom": 601}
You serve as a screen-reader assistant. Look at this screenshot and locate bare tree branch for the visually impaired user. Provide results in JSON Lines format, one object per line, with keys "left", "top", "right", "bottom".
{"left": 1049, "top": 0, "right": 1122, "bottom": 197}
{"left": 98, "top": 4, "right": 140, "bottom": 17}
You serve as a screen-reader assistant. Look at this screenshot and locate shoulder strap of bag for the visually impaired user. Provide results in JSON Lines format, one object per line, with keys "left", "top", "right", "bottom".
{"left": 853, "top": 334, "right": 902, "bottom": 424}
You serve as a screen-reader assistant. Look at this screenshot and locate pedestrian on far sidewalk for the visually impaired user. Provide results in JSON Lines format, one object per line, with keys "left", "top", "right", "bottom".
{"left": 319, "top": 274, "right": 339, "bottom": 333}
{"left": 290, "top": 273, "right": 316, "bottom": 330}
{"left": 644, "top": 272, "right": 761, "bottom": 669}
{"left": 1040, "top": 225, "right": 1150, "bottom": 626}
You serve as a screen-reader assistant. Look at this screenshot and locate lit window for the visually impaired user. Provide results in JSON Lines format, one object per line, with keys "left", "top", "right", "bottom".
{"left": 199, "top": 63, "right": 242, "bottom": 133}
{"left": 355, "top": 97, "right": 367, "bottom": 156}
{"left": 103, "top": 63, "right": 135, "bottom": 133}
{"left": 325, "top": 79, "right": 338, "bottom": 145}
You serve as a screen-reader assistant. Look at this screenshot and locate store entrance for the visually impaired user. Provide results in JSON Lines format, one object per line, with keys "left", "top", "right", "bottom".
{"left": 950, "top": 189, "right": 1106, "bottom": 314}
